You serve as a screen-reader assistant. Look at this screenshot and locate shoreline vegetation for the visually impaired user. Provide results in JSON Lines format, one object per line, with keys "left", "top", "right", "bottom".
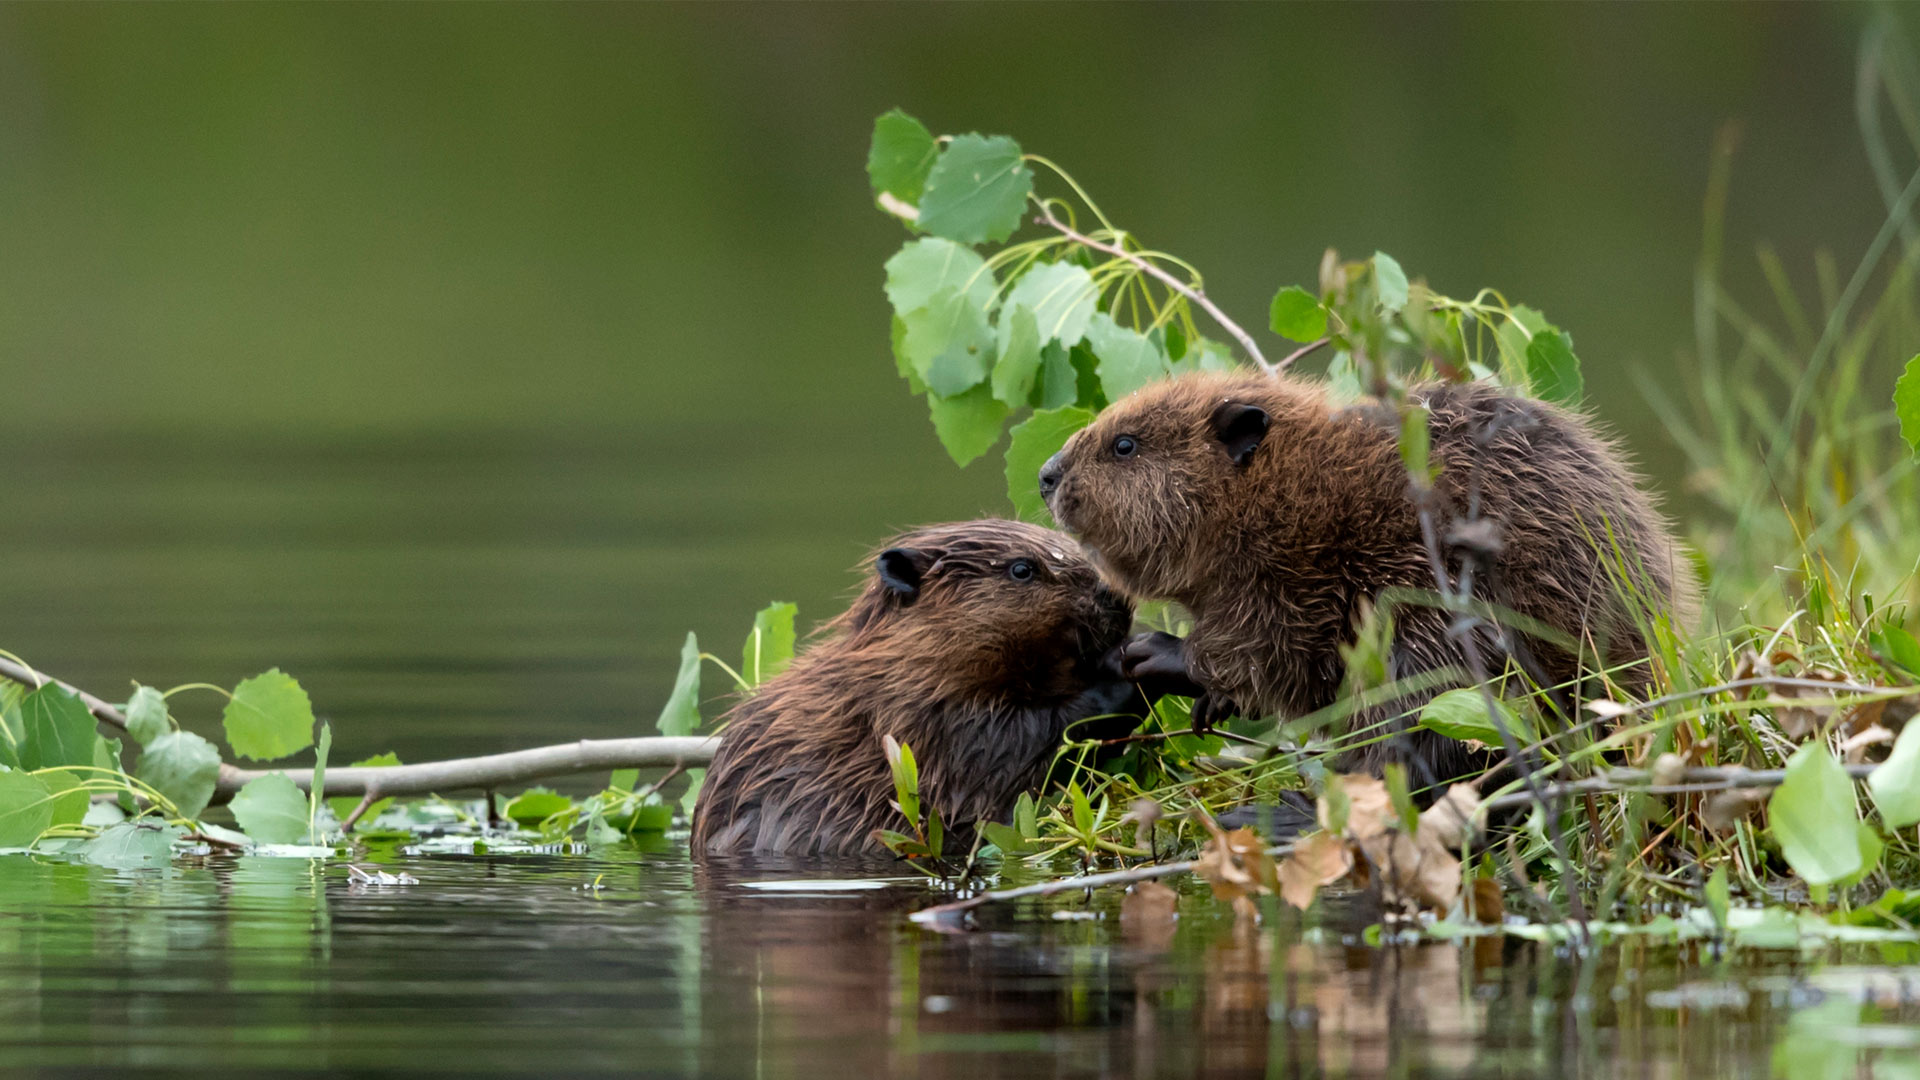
{"left": 6, "top": 28, "right": 1920, "bottom": 947}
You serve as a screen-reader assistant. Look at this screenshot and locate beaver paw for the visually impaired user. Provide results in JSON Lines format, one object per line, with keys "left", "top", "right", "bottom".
{"left": 1189, "top": 692, "right": 1240, "bottom": 735}
{"left": 1120, "top": 632, "right": 1208, "bottom": 700}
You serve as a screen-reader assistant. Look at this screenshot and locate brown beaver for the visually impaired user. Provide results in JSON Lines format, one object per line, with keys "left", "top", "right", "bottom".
{"left": 692, "top": 519, "right": 1142, "bottom": 856}
{"left": 1039, "top": 371, "right": 1694, "bottom": 790}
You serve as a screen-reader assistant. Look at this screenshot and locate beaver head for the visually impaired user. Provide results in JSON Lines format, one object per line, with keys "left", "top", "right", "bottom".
{"left": 1039, "top": 372, "right": 1328, "bottom": 604}
{"left": 837, "top": 519, "right": 1133, "bottom": 701}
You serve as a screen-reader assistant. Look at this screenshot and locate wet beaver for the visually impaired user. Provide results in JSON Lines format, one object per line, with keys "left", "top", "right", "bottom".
{"left": 1040, "top": 371, "right": 1694, "bottom": 789}
{"left": 692, "top": 519, "right": 1141, "bottom": 856}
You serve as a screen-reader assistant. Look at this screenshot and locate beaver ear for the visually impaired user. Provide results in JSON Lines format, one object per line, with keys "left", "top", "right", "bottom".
{"left": 1210, "top": 402, "right": 1270, "bottom": 466}
{"left": 877, "top": 547, "right": 936, "bottom": 600}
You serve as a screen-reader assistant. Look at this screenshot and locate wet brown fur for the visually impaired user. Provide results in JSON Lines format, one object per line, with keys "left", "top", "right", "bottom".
{"left": 692, "top": 519, "right": 1139, "bottom": 856}
{"left": 1046, "top": 372, "right": 1697, "bottom": 788}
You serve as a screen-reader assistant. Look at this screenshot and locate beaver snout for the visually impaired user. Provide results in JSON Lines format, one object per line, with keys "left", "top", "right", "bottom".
{"left": 1040, "top": 452, "right": 1077, "bottom": 530}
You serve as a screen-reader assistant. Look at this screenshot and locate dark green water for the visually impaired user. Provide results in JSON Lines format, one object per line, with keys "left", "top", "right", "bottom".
{"left": 7, "top": 845, "right": 1911, "bottom": 1079}
{"left": 3, "top": 5, "right": 1917, "bottom": 1076}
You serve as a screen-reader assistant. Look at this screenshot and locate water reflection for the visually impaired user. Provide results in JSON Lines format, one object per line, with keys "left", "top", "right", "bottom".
{"left": 1, "top": 847, "right": 1910, "bottom": 1077}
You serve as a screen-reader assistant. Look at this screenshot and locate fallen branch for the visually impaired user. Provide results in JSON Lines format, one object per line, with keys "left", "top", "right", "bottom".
{"left": 911, "top": 859, "right": 1197, "bottom": 926}
{"left": 1486, "top": 761, "right": 1877, "bottom": 811}
{"left": 0, "top": 655, "right": 719, "bottom": 803}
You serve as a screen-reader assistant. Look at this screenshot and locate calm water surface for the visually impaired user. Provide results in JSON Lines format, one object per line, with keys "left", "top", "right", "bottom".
{"left": 4, "top": 842, "right": 1911, "bottom": 1078}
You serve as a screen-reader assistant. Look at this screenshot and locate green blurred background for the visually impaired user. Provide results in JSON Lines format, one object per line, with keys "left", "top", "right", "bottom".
{"left": 0, "top": 3, "right": 1900, "bottom": 763}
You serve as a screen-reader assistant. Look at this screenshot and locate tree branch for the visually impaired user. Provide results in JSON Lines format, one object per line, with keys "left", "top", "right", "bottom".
{"left": 1032, "top": 207, "right": 1276, "bottom": 375}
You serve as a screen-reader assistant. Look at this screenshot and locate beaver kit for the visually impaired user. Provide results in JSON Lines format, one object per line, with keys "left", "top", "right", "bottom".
{"left": 1041, "top": 371, "right": 1694, "bottom": 790}
{"left": 693, "top": 519, "right": 1141, "bottom": 856}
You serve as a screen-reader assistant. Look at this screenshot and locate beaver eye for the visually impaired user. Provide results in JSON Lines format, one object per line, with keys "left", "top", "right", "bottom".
{"left": 1008, "top": 559, "right": 1036, "bottom": 582}
{"left": 1112, "top": 435, "right": 1137, "bottom": 458}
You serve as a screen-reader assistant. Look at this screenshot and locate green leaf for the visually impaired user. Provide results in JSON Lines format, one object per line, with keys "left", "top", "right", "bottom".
{"left": 0, "top": 770, "right": 55, "bottom": 847}
{"left": 915, "top": 133, "right": 1032, "bottom": 245}
{"left": 222, "top": 669, "right": 315, "bottom": 761}
{"left": 926, "top": 383, "right": 1009, "bottom": 467}
{"left": 1085, "top": 312, "right": 1167, "bottom": 402}
{"left": 231, "top": 773, "right": 311, "bottom": 844}
{"left": 1704, "top": 865, "right": 1729, "bottom": 930}
{"left": 327, "top": 752, "right": 401, "bottom": 824}
{"left": 884, "top": 237, "right": 995, "bottom": 315}
{"left": 309, "top": 722, "right": 330, "bottom": 839}
{"left": 1068, "top": 782, "right": 1093, "bottom": 835}
{"left": 124, "top": 685, "right": 171, "bottom": 747}
{"left": 990, "top": 305, "right": 1043, "bottom": 406}
{"left": 609, "top": 768, "right": 638, "bottom": 792}
{"left": 978, "top": 821, "right": 1030, "bottom": 855}
{"left": 20, "top": 684, "right": 97, "bottom": 771}
{"left": 82, "top": 822, "right": 182, "bottom": 870}
{"left": 1004, "top": 405, "right": 1095, "bottom": 524}
{"left": 900, "top": 286, "right": 996, "bottom": 397}
{"left": 1398, "top": 404, "right": 1432, "bottom": 486}
{"left": 1014, "top": 791, "right": 1038, "bottom": 839}
{"left": 1373, "top": 252, "right": 1409, "bottom": 313}
{"left": 1896, "top": 353, "right": 1920, "bottom": 457}
{"left": 1768, "top": 743, "right": 1863, "bottom": 886}
{"left": 1324, "top": 775, "right": 1351, "bottom": 835}
{"left": 1878, "top": 625, "right": 1920, "bottom": 676}
{"left": 1384, "top": 763, "right": 1418, "bottom": 836}
{"left": 40, "top": 768, "right": 89, "bottom": 830}
{"left": 1870, "top": 720, "right": 1920, "bottom": 827}
{"left": 1840, "top": 821, "right": 1884, "bottom": 889}
{"left": 136, "top": 730, "right": 223, "bottom": 819}
{"left": 502, "top": 788, "right": 572, "bottom": 827}
{"left": 1033, "top": 341, "right": 1078, "bottom": 410}
{"left": 867, "top": 109, "right": 937, "bottom": 205}
{"left": 1003, "top": 261, "right": 1097, "bottom": 348}
{"left": 608, "top": 799, "right": 673, "bottom": 835}
{"left": 742, "top": 602, "right": 799, "bottom": 686}
{"left": 1269, "top": 285, "right": 1329, "bottom": 341}
{"left": 655, "top": 632, "right": 702, "bottom": 738}
{"left": 1524, "top": 329, "right": 1584, "bottom": 405}
{"left": 890, "top": 315, "right": 924, "bottom": 393}
{"left": 1417, "top": 688, "right": 1535, "bottom": 745}
{"left": 679, "top": 768, "right": 705, "bottom": 816}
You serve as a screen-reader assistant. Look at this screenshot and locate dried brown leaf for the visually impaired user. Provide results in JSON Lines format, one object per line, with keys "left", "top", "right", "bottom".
{"left": 1120, "top": 880, "right": 1178, "bottom": 948}
{"left": 1318, "top": 774, "right": 1392, "bottom": 843}
{"left": 1467, "top": 876, "right": 1505, "bottom": 925}
{"left": 1278, "top": 829, "right": 1354, "bottom": 910}
{"left": 1192, "top": 820, "right": 1277, "bottom": 903}
{"left": 1701, "top": 788, "right": 1768, "bottom": 834}
{"left": 1417, "top": 784, "right": 1485, "bottom": 850}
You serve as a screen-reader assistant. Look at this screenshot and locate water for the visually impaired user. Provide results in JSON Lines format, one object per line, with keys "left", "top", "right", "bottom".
{"left": 6, "top": 844, "right": 1913, "bottom": 1078}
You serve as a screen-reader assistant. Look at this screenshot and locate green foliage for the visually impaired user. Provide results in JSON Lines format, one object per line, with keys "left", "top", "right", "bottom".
{"left": 916, "top": 134, "right": 1032, "bottom": 244}
{"left": 0, "top": 771, "right": 54, "bottom": 847}
{"left": 1899, "top": 352, "right": 1920, "bottom": 456}
{"left": 1417, "top": 688, "right": 1534, "bottom": 746}
{"left": 1269, "top": 285, "right": 1328, "bottom": 342}
{"left": 81, "top": 822, "right": 182, "bottom": 870}
{"left": 20, "top": 685, "right": 96, "bottom": 772}
{"left": 1085, "top": 312, "right": 1167, "bottom": 401}
{"left": 1524, "top": 329, "right": 1584, "bottom": 405}
{"left": 1005, "top": 406, "right": 1094, "bottom": 524}
{"left": 1397, "top": 404, "right": 1433, "bottom": 488}
{"left": 124, "top": 685, "right": 171, "bottom": 747}
{"left": 1870, "top": 722, "right": 1920, "bottom": 827}
{"left": 231, "top": 773, "right": 311, "bottom": 844}
{"left": 328, "top": 752, "right": 401, "bottom": 824}
{"left": 136, "top": 730, "right": 222, "bottom": 819}
{"left": 925, "top": 384, "right": 1008, "bottom": 466}
{"left": 655, "top": 632, "right": 702, "bottom": 738}
{"left": 1768, "top": 744, "right": 1862, "bottom": 886}
{"left": 866, "top": 109, "right": 937, "bottom": 205}
{"left": 503, "top": 788, "right": 572, "bottom": 827}
{"left": 742, "top": 602, "right": 798, "bottom": 687}
{"left": 1371, "top": 252, "right": 1409, "bottom": 313}
{"left": 222, "top": 669, "right": 315, "bottom": 761}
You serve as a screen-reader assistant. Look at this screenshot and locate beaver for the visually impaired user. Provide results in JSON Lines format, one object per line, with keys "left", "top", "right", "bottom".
{"left": 692, "top": 519, "right": 1142, "bottom": 856}
{"left": 1039, "top": 371, "right": 1694, "bottom": 790}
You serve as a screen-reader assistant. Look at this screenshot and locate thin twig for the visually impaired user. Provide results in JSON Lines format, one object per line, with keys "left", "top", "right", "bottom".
{"left": 1032, "top": 206, "right": 1275, "bottom": 374}
{"left": 1276, "top": 337, "right": 1332, "bottom": 370}
{"left": 0, "top": 655, "right": 130, "bottom": 735}
{"left": 339, "top": 791, "right": 379, "bottom": 834}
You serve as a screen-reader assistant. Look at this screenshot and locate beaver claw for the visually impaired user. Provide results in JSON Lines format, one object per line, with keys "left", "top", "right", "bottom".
{"left": 1189, "top": 692, "right": 1240, "bottom": 735}
{"left": 1120, "top": 632, "right": 1209, "bottom": 700}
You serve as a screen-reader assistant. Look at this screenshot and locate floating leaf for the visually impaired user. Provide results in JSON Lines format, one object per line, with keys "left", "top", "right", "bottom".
{"left": 867, "top": 109, "right": 937, "bottom": 205}
{"left": 222, "top": 669, "right": 315, "bottom": 762}
{"left": 926, "top": 383, "right": 1009, "bottom": 467}
{"left": 883, "top": 237, "right": 995, "bottom": 315}
{"left": 328, "top": 752, "right": 401, "bottom": 824}
{"left": 231, "top": 773, "right": 311, "bottom": 844}
{"left": 136, "top": 730, "right": 222, "bottom": 819}
{"left": 900, "top": 286, "right": 996, "bottom": 396}
{"left": 1896, "top": 353, "right": 1920, "bottom": 457}
{"left": 1768, "top": 744, "right": 1862, "bottom": 886}
{"left": 1269, "top": 285, "right": 1328, "bottom": 341}
{"left": 915, "top": 133, "right": 1032, "bottom": 245}
{"left": 1373, "top": 252, "right": 1409, "bottom": 313}
{"left": 124, "top": 685, "right": 171, "bottom": 747}
{"left": 502, "top": 788, "right": 572, "bottom": 827}
{"left": 1004, "top": 406, "right": 1095, "bottom": 524}
{"left": 990, "top": 305, "right": 1043, "bottom": 406}
{"left": 655, "top": 632, "right": 702, "bottom": 738}
{"left": 1003, "top": 261, "right": 1097, "bottom": 348}
{"left": 1278, "top": 828, "right": 1353, "bottom": 910}
{"left": 1417, "top": 688, "right": 1534, "bottom": 745}
{"left": 82, "top": 822, "right": 182, "bottom": 870}
{"left": 1524, "top": 329, "right": 1584, "bottom": 405}
{"left": 1085, "top": 313, "right": 1167, "bottom": 401}
{"left": 20, "top": 684, "right": 96, "bottom": 771}
{"left": 0, "top": 770, "right": 54, "bottom": 847}
{"left": 742, "top": 602, "right": 798, "bottom": 686}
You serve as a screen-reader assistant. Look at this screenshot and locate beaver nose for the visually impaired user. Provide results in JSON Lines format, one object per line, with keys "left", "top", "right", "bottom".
{"left": 1038, "top": 452, "right": 1066, "bottom": 497}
